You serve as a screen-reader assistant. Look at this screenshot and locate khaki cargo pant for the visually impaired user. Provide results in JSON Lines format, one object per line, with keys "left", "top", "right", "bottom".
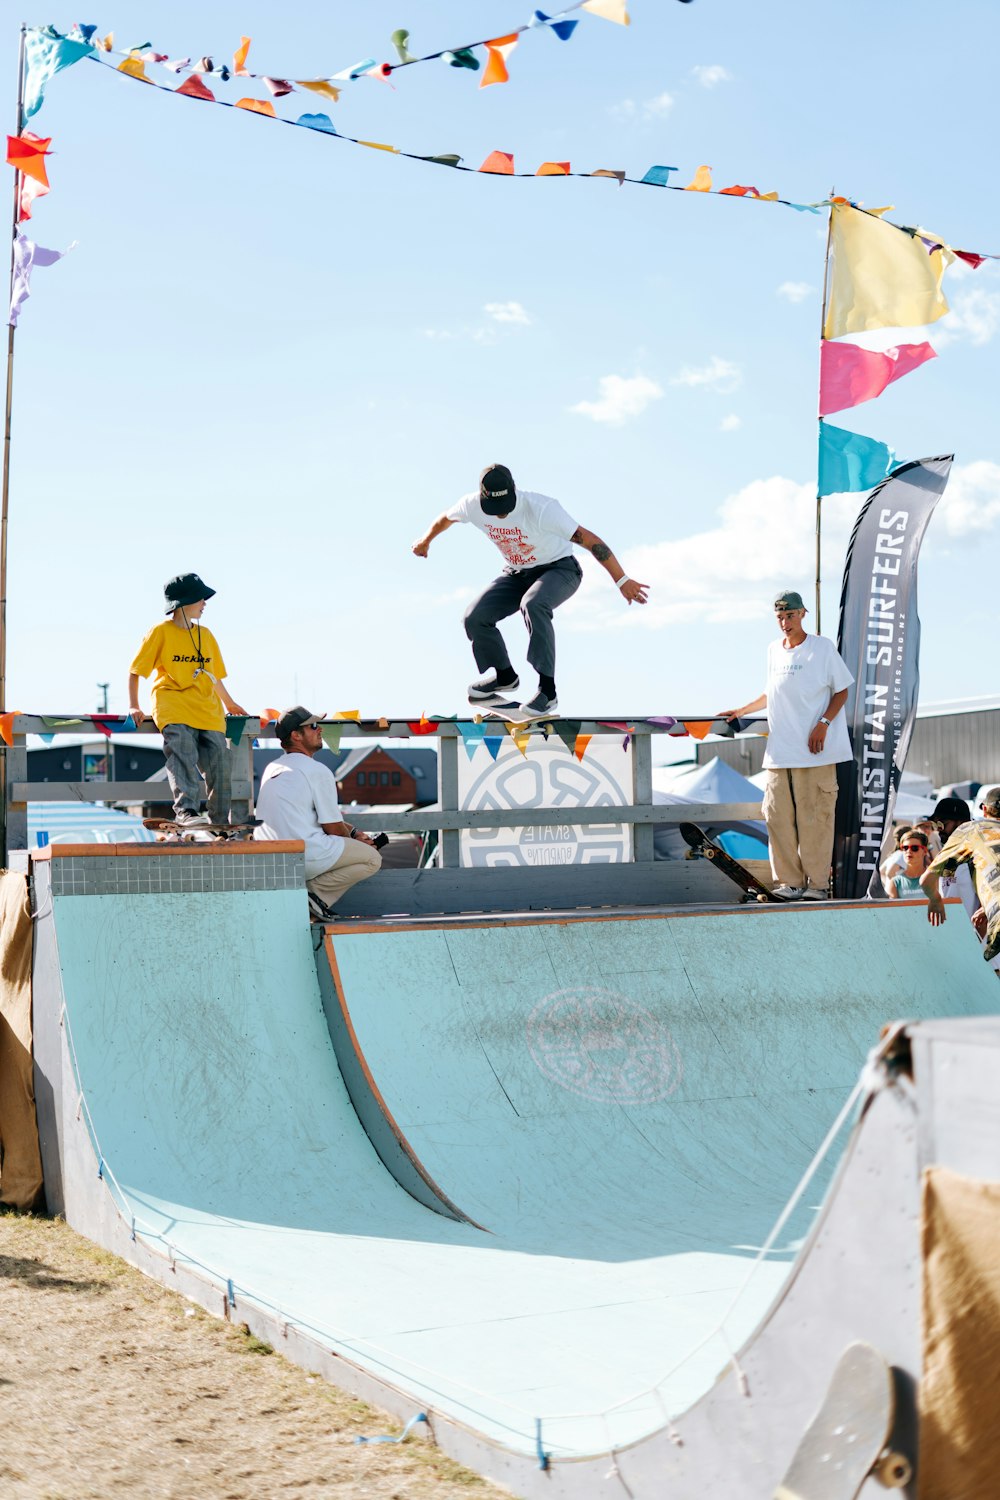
{"left": 308, "top": 837, "right": 382, "bottom": 910}
{"left": 762, "top": 764, "right": 839, "bottom": 892}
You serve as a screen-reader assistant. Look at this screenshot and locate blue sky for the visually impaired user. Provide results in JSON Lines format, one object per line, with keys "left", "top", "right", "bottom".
{"left": 4, "top": 1, "right": 999, "bottom": 737}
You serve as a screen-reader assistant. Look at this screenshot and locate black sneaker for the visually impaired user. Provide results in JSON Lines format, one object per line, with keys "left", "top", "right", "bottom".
{"left": 308, "top": 891, "right": 336, "bottom": 923}
{"left": 509, "top": 691, "right": 558, "bottom": 722}
{"left": 467, "top": 670, "right": 520, "bottom": 706}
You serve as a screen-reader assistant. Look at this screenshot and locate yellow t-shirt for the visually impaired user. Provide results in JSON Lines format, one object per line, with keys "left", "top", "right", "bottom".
{"left": 130, "top": 621, "right": 228, "bottom": 732}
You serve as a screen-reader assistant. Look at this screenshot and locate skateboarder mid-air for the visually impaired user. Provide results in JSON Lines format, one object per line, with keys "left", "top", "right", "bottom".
{"left": 412, "top": 463, "right": 649, "bottom": 721}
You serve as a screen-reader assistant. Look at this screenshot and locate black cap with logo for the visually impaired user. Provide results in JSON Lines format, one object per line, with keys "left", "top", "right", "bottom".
{"left": 479, "top": 463, "right": 516, "bottom": 517}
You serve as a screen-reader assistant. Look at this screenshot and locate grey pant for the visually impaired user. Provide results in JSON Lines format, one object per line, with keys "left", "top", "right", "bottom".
{"left": 463, "top": 556, "right": 583, "bottom": 679}
{"left": 161, "top": 723, "right": 231, "bottom": 822}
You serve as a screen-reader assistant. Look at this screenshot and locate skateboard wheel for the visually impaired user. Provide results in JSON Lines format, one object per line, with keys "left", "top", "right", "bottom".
{"left": 874, "top": 1450, "right": 912, "bottom": 1488}
{"left": 704, "top": 848, "right": 717, "bottom": 860}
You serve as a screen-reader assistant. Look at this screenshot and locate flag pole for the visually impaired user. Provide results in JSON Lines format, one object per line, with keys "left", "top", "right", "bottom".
{"left": 815, "top": 191, "right": 835, "bottom": 634}
{"left": 1, "top": 23, "right": 27, "bottom": 863}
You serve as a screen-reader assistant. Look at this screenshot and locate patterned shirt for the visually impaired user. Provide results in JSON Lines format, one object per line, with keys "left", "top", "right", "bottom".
{"left": 926, "top": 819, "right": 1000, "bottom": 961}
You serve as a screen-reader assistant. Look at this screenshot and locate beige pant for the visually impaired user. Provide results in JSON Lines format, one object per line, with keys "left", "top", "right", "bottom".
{"left": 762, "top": 764, "right": 839, "bottom": 891}
{"left": 308, "top": 837, "right": 382, "bottom": 909}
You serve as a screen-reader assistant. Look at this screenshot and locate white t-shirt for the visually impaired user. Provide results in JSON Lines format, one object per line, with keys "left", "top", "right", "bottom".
{"left": 446, "top": 488, "right": 578, "bottom": 572}
{"left": 763, "top": 633, "right": 854, "bottom": 769}
{"left": 254, "top": 752, "right": 346, "bottom": 878}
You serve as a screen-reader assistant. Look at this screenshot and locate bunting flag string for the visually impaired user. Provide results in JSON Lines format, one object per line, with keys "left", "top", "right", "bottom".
{"left": 78, "top": 55, "right": 1000, "bottom": 250}
{"left": 12, "top": 31, "right": 999, "bottom": 261}
{"left": 85, "top": 53, "right": 834, "bottom": 217}
{"left": 81, "top": 2, "right": 647, "bottom": 107}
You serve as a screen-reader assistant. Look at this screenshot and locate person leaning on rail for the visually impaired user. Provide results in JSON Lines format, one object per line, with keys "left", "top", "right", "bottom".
{"left": 922, "top": 786, "right": 1000, "bottom": 973}
{"left": 253, "top": 707, "right": 382, "bottom": 921}
{"left": 721, "top": 589, "right": 854, "bottom": 901}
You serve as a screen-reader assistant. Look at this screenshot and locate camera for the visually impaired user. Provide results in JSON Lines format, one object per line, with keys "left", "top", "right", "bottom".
{"left": 372, "top": 832, "right": 389, "bottom": 850}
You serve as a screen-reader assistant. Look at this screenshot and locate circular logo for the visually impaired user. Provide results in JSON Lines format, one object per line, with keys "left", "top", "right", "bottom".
{"left": 462, "top": 743, "right": 630, "bottom": 867}
{"left": 526, "top": 988, "right": 683, "bottom": 1104}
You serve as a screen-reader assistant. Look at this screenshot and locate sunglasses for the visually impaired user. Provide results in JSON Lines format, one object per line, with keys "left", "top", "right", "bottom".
{"left": 901, "top": 844, "right": 926, "bottom": 852}
{"left": 298, "top": 720, "right": 321, "bottom": 732}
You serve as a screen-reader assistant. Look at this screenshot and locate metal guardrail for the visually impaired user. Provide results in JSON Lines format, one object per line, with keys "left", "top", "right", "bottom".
{"left": 3, "top": 714, "right": 764, "bottom": 866}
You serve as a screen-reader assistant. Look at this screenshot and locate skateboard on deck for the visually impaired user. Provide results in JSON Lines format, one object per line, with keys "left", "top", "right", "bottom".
{"left": 143, "top": 818, "right": 260, "bottom": 843}
{"left": 774, "top": 1341, "right": 912, "bottom": 1499}
{"left": 679, "top": 821, "right": 788, "bottom": 904}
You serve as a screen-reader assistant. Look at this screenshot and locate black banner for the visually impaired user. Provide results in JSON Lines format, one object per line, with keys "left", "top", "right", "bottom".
{"left": 833, "top": 456, "right": 952, "bottom": 900}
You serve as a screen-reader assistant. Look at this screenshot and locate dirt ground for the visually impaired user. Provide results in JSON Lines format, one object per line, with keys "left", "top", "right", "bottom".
{"left": 0, "top": 1212, "right": 512, "bottom": 1500}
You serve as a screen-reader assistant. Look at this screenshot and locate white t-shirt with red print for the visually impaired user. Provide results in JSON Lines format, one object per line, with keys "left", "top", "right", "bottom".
{"left": 447, "top": 489, "right": 579, "bottom": 572}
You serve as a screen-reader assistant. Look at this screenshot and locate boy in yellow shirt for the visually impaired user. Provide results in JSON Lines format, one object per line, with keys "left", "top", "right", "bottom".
{"left": 128, "top": 573, "right": 248, "bottom": 827}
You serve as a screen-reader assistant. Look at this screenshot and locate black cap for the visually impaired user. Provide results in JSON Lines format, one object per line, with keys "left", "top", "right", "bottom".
{"left": 275, "top": 705, "right": 319, "bottom": 743}
{"left": 164, "top": 572, "right": 216, "bottom": 615}
{"left": 930, "top": 796, "right": 971, "bottom": 825}
{"left": 479, "top": 463, "right": 516, "bottom": 517}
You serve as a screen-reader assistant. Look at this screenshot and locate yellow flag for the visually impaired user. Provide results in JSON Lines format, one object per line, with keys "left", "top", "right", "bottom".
{"left": 297, "top": 79, "right": 342, "bottom": 104}
{"left": 824, "top": 202, "right": 951, "bottom": 338}
{"left": 582, "top": 0, "right": 630, "bottom": 22}
{"left": 686, "top": 164, "right": 712, "bottom": 192}
{"left": 359, "top": 140, "right": 399, "bottom": 154}
{"left": 118, "top": 55, "right": 150, "bottom": 81}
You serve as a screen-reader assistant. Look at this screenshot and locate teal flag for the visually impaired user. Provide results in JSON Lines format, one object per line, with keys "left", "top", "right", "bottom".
{"left": 24, "top": 27, "right": 95, "bottom": 120}
{"left": 457, "top": 721, "right": 486, "bottom": 760}
{"left": 818, "top": 421, "right": 896, "bottom": 497}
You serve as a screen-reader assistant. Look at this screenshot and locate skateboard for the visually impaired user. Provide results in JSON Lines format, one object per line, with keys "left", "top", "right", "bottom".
{"left": 679, "top": 822, "right": 788, "bottom": 904}
{"left": 143, "top": 818, "right": 260, "bottom": 842}
{"left": 774, "top": 1341, "right": 912, "bottom": 1499}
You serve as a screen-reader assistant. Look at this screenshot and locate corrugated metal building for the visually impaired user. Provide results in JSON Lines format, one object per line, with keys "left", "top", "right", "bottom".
{"left": 696, "top": 696, "right": 1000, "bottom": 789}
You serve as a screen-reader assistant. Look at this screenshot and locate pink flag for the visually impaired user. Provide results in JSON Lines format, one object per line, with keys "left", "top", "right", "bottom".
{"left": 819, "top": 339, "right": 936, "bottom": 418}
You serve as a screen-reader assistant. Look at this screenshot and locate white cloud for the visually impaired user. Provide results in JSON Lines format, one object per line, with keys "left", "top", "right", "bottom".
{"left": 484, "top": 300, "right": 531, "bottom": 326}
{"left": 935, "top": 287, "right": 1000, "bottom": 348}
{"left": 692, "top": 64, "right": 732, "bottom": 88}
{"left": 423, "top": 303, "right": 533, "bottom": 344}
{"left": 569, "top": 374, "right": 663, "bottom": 426}
{"left": 670, "top": 355, "right": 741, "bottom": 394}
{"left": 566, "top": 459, "right": 1000, "bottom": 634}
{"left": 936, "top": 460, "right": 1000, "bottom": 536}
{"left": 720, "top": 414, "right": 742, "bottom": 432}
{"left": 642, "top": 92, "right": 674, "bottom": 119}
{"left": 568, "top": 475, "right": 852, "bottom": 630}
{"left": 608, "top": 91, "right": 674, "bottom": 123}
{"left": 777, "top": 280, "right": 814, "bottom": 304}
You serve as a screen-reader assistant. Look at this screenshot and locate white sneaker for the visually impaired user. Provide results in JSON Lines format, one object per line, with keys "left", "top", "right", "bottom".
{"left": 800, "top": 886, "right": 830, "bottom": 901}
{"left": 773, "top": 884, "right": 806, "bottom": 899}
{"left": 176, "top": 811, "right": 212, "bottom": 827}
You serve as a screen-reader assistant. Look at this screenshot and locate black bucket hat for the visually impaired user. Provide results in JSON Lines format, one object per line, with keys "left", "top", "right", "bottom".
{"left": 164, "top": 572, "right": 216, "bottom": 615}
{"left": 479, "top": 463, "right": 516, "bottom": 516}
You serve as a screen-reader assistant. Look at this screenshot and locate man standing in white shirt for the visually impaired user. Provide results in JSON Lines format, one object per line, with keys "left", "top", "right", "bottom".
{"left": 412, "top": 463, "right": 648, "bottom": 720}
{"left": 254, "top": 707, "right": 382, "bottom": 918}
{"left": 724, "top": 590, "right": 854, "bottom": 900}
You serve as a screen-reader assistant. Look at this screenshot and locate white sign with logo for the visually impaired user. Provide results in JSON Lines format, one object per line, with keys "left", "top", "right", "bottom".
{"left": 457, "top": 737, "right": 633, "bottom": 868}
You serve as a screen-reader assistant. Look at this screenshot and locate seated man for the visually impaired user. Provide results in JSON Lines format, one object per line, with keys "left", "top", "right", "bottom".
{"left": 254, "top": 706, "right": 381, "bottom": 917}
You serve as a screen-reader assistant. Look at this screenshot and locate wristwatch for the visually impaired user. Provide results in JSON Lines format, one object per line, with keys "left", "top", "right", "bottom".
{"left": 819, "top": 717, "right": 830, "bottom": 726}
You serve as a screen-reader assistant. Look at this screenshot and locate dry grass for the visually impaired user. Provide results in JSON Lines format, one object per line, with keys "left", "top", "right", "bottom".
{"left": 0, "top": 1212, "right": 513, "bottom": 1499}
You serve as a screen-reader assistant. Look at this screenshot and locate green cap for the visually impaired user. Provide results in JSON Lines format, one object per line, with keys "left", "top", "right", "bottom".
{"left": 774, "top": 590, "right": 805, "bottom": 611}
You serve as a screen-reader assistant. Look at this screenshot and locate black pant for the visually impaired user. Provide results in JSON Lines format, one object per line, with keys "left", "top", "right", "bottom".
{"left": 463, "top": 556, "right": 583, "bottom": 678}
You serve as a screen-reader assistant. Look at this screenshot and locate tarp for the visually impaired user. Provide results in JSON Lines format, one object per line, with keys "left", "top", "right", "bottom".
{"left": 0, "top": 872, "right": 44, "bottom": 1209}
{"left": 28, "top": 802, "right": 158, "bottom": 847}
{"left": 920, "top": 1166, "right": 1000, "bottom": 1500}
{"left": 653, "top": 756, "right": 763, "bottom": 805}
{"left": 652, "top": 757, "right": 766, "bottom": 861}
